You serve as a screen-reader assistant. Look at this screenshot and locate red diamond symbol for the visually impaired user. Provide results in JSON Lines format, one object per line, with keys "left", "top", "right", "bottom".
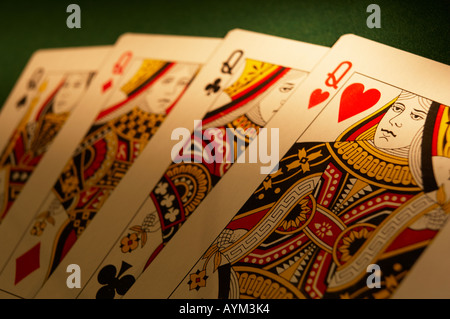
{"left": 15, "top": 242, "right": 40, "bottom": 285}
{"left": 102, "top": 79, "right": 113, "bottom": 93}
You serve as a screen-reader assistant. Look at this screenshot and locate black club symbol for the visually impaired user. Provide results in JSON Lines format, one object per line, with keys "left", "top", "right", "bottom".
{"left": 16, "top": 95, "right": 27, "bottom": 108}
{"left": 96, "top": 261, "right": 136, "bottom": 299}
{"left": 205, "top": 78, "right": 221, "bottom": 95}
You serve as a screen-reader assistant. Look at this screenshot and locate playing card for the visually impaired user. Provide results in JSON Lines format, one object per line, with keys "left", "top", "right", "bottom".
{"left": 123, "top": 34, "right": 450, "bottom": 299}
{"left": 0, "top": 33, "right": 221, "bottom": 298}
{"left": 35, "top": 29, "right": 329, "bottom": 299}
{"left": 0, "top": 46, "right": 111, "bottom": 223}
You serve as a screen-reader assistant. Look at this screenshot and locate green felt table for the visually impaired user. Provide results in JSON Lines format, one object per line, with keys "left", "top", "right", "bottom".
{"left": 0, "top": 0, "right": 449, "bottom": 109}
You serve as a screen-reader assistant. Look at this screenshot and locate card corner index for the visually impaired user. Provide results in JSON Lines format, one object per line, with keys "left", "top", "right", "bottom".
{"left": 226, "top": 28, "right": 246, "bottom": 37}
{"left": 117, "top": 31, "right": 140, "bottom": 39}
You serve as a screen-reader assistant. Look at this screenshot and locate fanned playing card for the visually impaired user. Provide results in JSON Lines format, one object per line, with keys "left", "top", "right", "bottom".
{"left": 35, "top": 29, "right": 329, "bottom": 299}
{"left": 0, "top": 33, "right": 221, "bottom": 298}
{"left": 123, "top": 34, "right": 450, "bottom": 299}
{"left": 0, "top": 46, "right": 111, "bottom": 224}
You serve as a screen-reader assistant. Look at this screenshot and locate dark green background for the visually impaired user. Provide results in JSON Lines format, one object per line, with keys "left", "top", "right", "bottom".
{"left": 0, "top": 0, "right": 448, "bottom": 108}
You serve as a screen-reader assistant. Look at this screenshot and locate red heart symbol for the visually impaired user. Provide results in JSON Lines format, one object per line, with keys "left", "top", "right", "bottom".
{"left": 338, "top": 83, "right": 381, "bottom": 122}
{"left": 308, "top": 89, "right": 330, "bottom": 109}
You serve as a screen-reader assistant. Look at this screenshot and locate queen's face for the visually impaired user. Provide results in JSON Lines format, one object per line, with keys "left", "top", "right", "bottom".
{"left": 53, "top": 73, "right": 90, "bottom": 113}
{"left": 258, "top": 70, "right": 306, "bottom": 123}
{"left": 144, "top": 64, "right": 197, "bottom": 113}
{"left": 374, "top": 94, "right": 429, "bottom": 149}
